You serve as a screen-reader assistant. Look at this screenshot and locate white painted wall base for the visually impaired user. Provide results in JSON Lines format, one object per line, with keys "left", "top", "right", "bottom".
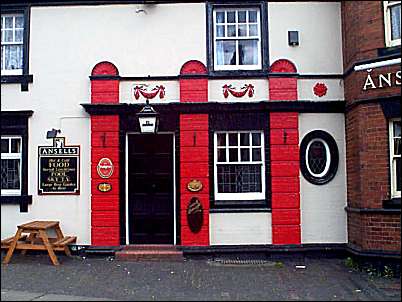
{"left": 299, "top": 113, "right": 348, "bottom": 244}
{"left": 210, "top": 212, "right": 272, "bottom": 245}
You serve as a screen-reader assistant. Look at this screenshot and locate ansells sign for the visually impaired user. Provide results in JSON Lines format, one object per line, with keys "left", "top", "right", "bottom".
{"left": 38, "top": 137, "right": 80, "bottom": 194}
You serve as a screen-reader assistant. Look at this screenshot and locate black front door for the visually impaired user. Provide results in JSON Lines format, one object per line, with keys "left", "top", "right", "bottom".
{"left": 128, "top": 134, "right": 174, "bottom": 244}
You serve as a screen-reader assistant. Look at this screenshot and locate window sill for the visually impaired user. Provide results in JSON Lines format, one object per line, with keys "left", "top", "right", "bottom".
{"left": 212, "top": 199, "right": 267, "bottom": 209}
{"left": 1, "top": 74, "right": 33, "bottom": 91}
{"left": 1, "top": 195, "right": 32, "bottom": 212}
{"left": 210, "top": 207, "right": 271, "bottom": 213}
{"left": 383, "top": 197, "right": 401, "bottom": 209}
{"left": 208, "top": 69, "right": 269, "bottom": 79}
{"left": 377, "top": 45, "right": 401, "bottom": 57}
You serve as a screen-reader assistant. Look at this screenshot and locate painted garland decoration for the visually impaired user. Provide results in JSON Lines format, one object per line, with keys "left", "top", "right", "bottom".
{"left": 313, "top": 83, "right": 328, "bottom": 97}
{"left": 222, "top": 84, "right": 255, "bottom": 98}
{"left": 133, "top": 85, "right": 165, "bottom": 100}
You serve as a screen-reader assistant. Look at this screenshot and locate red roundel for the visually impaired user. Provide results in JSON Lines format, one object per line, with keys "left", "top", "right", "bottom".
{"left": 97, "top": 158, "right": 114, "bottom": 179}
{"left": 313, "top": 83, "right": 328, "bottom": 97}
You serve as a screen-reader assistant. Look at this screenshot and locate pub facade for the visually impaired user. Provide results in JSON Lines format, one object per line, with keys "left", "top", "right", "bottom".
{"left": 1, "top": 0, "right": 400, "bottom": 259}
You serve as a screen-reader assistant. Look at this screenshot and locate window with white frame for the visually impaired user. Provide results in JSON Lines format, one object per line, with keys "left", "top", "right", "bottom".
{"left": 1, "top": 136, "right": 22, "bottom": 195}
{"left": 390, "top": 120, "right": 401, "bottom": 198}
{"left": 384, "top": 1, "right": 401, "bottom": 47}
{"left": 213, "top": 8, "right": 261, "bottom": 70}
{"left": 214, "top": 131, "right": 265, "bottom": 200}
{"left": 1, "top": 14, "right": 24, "bottom": 75}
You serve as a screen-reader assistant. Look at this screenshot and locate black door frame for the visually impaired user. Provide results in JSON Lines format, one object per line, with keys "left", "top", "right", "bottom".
{"left": 125, "top": 132, "right": 177, "bottom": 245}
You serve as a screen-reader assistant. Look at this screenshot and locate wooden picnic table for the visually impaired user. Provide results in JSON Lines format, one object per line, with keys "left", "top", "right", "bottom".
{"left": 1, "top": 221, "right": 76, "bottom": 266}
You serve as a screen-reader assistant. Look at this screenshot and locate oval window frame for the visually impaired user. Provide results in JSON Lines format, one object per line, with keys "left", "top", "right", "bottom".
{"left": 300, "top": 130, "right": 339, "bottom": 185}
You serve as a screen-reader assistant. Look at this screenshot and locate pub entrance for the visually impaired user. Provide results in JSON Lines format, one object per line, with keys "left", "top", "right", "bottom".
{"left": 126, "top": 133, "right": 175, "bottom": 244}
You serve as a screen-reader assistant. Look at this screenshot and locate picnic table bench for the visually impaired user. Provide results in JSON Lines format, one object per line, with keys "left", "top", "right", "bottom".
{"left": 1, "top": 221, "right": 77, "bottom": 266}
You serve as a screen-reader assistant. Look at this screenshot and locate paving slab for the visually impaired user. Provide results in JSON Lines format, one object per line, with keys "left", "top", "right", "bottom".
{"left": 1, "top": 290, "right": 112, "bottom": 301}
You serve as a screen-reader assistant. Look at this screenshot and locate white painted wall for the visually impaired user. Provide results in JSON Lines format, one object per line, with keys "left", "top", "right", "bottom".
{"left": 210, "top": 213, "right": 272, "bottom": 245}
{"left": 1, "top": 3, "right": 206, "bottom": 244}
{"left": 299, "top": 113, "right": 347, "bottom": 243}
{"left": 120, "top": 80, "right": 179, "bottom": 103}
{"left": 298, "top": 79, "right": 344, "bottom": 101}
{"left": 209, "top": 79, "right": 268, "bottom": 102}
{"left": 268, "top": 2, "right": 343, "bottom": 74}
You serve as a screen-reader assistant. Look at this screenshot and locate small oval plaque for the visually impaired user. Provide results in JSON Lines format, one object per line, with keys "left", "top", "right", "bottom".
{"left": 187, "top": 197, "right": 203, "bottom": 233}
{"left": 97, "top": 158, "right": 114, "bottom": 179}
{"left": 98, "top": 182, "right": 112, "bottom": 192}
{"left": 187, "top": 179, "right": 203, "bottom": 192}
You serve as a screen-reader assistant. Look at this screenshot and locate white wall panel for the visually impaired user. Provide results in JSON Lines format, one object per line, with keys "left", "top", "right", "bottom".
{"left": 298, "top": 79, "right": 345, "bottom": 101}
{"left": 268, "top": 2, "right": 343, "bottom": 74}
{"left": 209, "top": 79, "right": 268, "bottom": 102}
{"left": 120, "top": 80, "right": 179, "bottom": 103}
{"left": 210, "top": 213, "right": 272, "bottom": 245}
{"left": 299, "top": 113, "right": 347, "bottom": 244}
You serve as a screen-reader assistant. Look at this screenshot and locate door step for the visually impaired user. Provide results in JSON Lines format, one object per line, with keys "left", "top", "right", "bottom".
{"left": 115, "top": 245, "right": 184, "bottom": 262}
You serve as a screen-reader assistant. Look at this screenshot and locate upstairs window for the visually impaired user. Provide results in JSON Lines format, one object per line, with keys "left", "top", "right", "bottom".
{"left": 384, "top": 1, "right": 401, "bottom": 47}
{"left": 207, "top": 3, "right": 268, "bottom": 74}
{"left": 214, "top": 8, "right": 261, "bottom": 70}
{"left": 1, "top": 14, "right": 24, "bottom": 75}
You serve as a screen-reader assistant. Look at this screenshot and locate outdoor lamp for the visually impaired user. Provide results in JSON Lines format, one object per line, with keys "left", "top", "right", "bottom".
{"left": 46, "top": 128, "right": 61, "bottom": 139}
{"left": 137, "top": 99, "right": 159, "bottom": 134}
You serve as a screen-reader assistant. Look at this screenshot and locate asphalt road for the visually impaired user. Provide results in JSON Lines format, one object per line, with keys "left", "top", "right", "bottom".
{"left": 1, "top": 253, "right": 401, "bottom": 301}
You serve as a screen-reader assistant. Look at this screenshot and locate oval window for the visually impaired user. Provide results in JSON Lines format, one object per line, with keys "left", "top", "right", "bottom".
{"left": 306, "top": 139, "right": 330, "bottom": 177}
{"left": 300, "top": 131, "right": 339, "bottom": 185}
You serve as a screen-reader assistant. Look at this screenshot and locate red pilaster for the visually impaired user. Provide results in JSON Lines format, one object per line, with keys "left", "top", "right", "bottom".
{"left": 90, "top": 62, "right": 120, "bottom": 246}
{"left": 179, "top": 61, "right": 210, "bottom": 246}
{"left": 269, "top": 59, "right": 301, "bottom": 245}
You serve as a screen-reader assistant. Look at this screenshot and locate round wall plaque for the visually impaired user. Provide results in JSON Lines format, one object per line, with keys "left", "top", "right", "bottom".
{"left": 98, "top": 182, "right": 112, "bottom": 192}
{"left": 97, "top": 158, "right": 114, "bottom": 179}
{"left": 187, "top": 179, "right": 203, "bottom": 192}
{"left": 187, "top": 197, "right": 203, "bottom": 233}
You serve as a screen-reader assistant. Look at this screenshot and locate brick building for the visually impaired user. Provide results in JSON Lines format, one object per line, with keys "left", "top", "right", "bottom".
{"left": 0, "top": 0, "right": 400, "bottom": 261}
{"left": 341, "top": 1, "right": 401, "bottom": 258}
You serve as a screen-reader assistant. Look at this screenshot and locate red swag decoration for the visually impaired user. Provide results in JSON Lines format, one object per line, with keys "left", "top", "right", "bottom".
{"left": 134, "top": 85, "right": 165, "bottom": 100}
{"left": 222, "top": 84, "right": 255, "bottom": 98}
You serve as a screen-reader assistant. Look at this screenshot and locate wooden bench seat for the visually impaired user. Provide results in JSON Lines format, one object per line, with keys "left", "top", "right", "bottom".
{"left": 52, "top": 236, "right": 77, "bottom": 247}
{"left": 1, "top": 235, "right": 28, "bottom": 249}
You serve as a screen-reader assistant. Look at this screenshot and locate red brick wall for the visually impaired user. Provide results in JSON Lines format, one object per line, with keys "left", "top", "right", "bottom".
{"left": 341, "top": 1, "right": 386, "bottom": 71}
{"left": 90, "top": 62, "right": 120, "bottom": 246}
{"left": 348, "top": 212, "right": 401, "bottom": 251}
{"left": 179, "top": 61, "right": 210, "bottom": 246}
{"left": 269, "top": 59, "right": 301, "bottom": 245}
{"left": 342, "top": 1, "right": 401, "bottom": 253}
{"left": 346, "top": 104, "right": 390, "bottom": 209}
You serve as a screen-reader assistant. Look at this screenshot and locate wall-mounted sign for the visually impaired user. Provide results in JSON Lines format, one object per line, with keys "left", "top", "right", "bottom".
{"left": 363, "top": 69, "right": 401, "bottom": 91}
{"left": 187, "top": 179, "right": 203, "bottom": 192}
{"left": 38, "top": 137, "right": 80, "bottom": 195}
{"left": 97, "top": 158, "right": 114, "bottom": 179}
{"left": 98, "top": 182, "right": 112, "bottom": 192}
{"left": 187, "top": 197, "right": 203, "bottom": 233}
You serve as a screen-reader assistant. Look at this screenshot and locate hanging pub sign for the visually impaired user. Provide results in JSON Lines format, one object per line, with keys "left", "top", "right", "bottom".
{"left": 38, "top": 137, "right": 80, "bottom": 195}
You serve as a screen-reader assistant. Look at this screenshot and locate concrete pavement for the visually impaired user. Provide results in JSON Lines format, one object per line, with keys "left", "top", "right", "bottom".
{"left": 1, "top": 252, "right": 401, "bottom": 301}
